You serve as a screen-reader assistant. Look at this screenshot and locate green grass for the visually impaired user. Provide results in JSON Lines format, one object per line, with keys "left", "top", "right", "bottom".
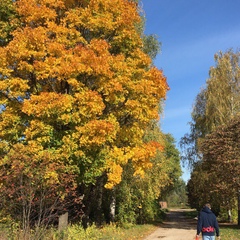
{"left": 63, "top": 223, "right": 158, "bottom": 240}
{"left": 0, "top": 223, "right": 158, "bottom": 240}
{"left": 95, "top": 224, "right": 158, "bottom": 240}
{"left": 219, "top": 224, "right": 240, "bottom": 240}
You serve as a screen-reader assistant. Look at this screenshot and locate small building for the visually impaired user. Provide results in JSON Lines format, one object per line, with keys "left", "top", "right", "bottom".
{"left": 159, "top": 201, "right": 168, "bottom": 209}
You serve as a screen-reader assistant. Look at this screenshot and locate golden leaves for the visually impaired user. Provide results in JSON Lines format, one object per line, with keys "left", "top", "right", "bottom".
{"left": 104, "top": 146, "right": 131, "bottom": 189}
{"left": 16, "top": 0, "right": 59, "bottom": 25}
{"left": 22, "top": 92, "right": 73, "bottom": 119}
{"left": 73, "top": 90, "right": 105, "bottom": 122}
{"left": 0, "top": 77, "right": 29, "bottom": 99}
{"left": 0, "top": 0, "right": 169, "bottom": 190}
{"left": 71, "top": 0, "right": 140, "bottom": 33}
{"left": 24, "top": 120, "right": 53, "bottom": 144}
{"left": 7, "top": 26, "right": 47, "bottom": 63}
{"left": 0, "top": 106, "right": 23, "bottom": 142}
{"left": 145, "top": 67, "right": 169, "bottom": 100}
{"left": 75, "top": 118, "right": 119, "bottom": 147}
{"left": 105, "top": 162, "right": 123, "bottom": 189}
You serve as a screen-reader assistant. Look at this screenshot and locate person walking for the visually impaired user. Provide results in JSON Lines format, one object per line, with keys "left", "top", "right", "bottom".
{"left": 196, "top": 203, "right": 220, "bottom": 240}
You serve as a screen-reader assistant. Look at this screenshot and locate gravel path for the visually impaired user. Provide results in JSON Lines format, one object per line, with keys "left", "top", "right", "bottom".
{"left": 144, "top": 209, "right": 199, "bottom": 240}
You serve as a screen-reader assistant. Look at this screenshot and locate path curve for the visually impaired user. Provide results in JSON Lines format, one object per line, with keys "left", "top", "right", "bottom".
{"left": 144, "top": 209, "right": 199, "bottom": 240}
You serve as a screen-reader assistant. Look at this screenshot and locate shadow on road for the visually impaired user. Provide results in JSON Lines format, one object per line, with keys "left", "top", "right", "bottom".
{"left": 159, "top": 209, "right": 197, "bottom": 230}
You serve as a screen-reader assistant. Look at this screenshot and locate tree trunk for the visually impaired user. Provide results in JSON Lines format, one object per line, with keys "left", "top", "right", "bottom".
{"left": 95, "top": 176, "right": 104, "bottom": 226}
{"left": 109, "top": 190, "right": 116, "bottom": 222}
{"left": 228, "top": 209, "right": 232, "bottom": 223}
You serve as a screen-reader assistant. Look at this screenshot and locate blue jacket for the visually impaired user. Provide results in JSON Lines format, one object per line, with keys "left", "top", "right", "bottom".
{"left": 197, "top": 206, "right": 219, "bottom": 237}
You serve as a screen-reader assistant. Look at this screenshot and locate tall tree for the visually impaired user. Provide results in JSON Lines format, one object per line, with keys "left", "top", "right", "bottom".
{"left": 0, "top": 0, "right": 168, "bottom": 226}
{"left": 205, "top": 50, "right": 240, "bottom": 131}
{"left": 180, "top": 88, "right": 207, "bottom": 167}
{"left": 180, "top": 49, "right": 240, "bottom": 168}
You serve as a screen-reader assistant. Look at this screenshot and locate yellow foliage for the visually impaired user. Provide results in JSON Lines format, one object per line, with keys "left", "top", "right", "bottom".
{"left": 44, "top": 170, "right": 60, "bottom": 185}
{"left": 0, "top": 107, "right": 22, "bottom": 140}
{"left": 105, "top": 162, "right": 123, "bottom": 189}
{"left": 131, "top": 141, "right": 164, "bottom": 178}
{"left": 16, "top": 0, "right": 59, "bottom": 24}
{"left": 75, "top": 118, "right": 119, "bottom": 146}
{"left": 22, "top": 92, "right": 73, "bottom": 119}
{"left": 0, "top": 0, "right": 169, "bottom": 189}
{"left": 24, "top": 120, "right": 53, "bottom": 143}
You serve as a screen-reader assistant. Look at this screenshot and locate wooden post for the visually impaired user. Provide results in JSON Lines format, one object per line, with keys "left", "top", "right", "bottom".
{"left": 58, "top": 212, "right": 68, "bottom": 231}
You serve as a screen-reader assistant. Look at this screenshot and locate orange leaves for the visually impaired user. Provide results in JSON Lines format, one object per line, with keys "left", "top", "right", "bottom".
{"left": 16, "top": 0, "right": 61, "bottom": 25}
{"left": 22, "top": 92, "right": 73, "bottom": 120}
{"left": 0, "top": 0, "right": 169, "bottom": 190}
{"left": 75, "top": 117, "right": 119, "bottom": 147}
{"left": 73, "top": 90, "right": 105, "bottom": 121}
{"left": 145, "top": 67, "right": 169, "bottom": 100}
{"left": 74, "top": 39, "right": 113, "bottom": 77}
{"left": 122, "top": 66, "right": 168, "bottom": 125}
{"left": 7, "top": 27, "right": 47, "bottom": 63}
{"left": 131, "top": 141, "right": 164, "bottom": 177}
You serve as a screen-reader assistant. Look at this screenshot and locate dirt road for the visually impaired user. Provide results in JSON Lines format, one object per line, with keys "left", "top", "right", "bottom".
{"left": 144, "top": 209, "right": 199, "bottom": 240}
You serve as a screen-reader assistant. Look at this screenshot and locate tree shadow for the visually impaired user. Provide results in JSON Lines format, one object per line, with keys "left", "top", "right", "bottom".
{"left": 158, "top": 209, "right": 198, "bottom": 230}
{"left": 160, "top": 209, "right": 240, "bottom": 231}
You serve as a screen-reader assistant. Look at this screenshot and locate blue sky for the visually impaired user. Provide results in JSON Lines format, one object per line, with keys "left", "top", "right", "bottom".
{"left": 141, "top": 0, "right": 240, "bottom": 181}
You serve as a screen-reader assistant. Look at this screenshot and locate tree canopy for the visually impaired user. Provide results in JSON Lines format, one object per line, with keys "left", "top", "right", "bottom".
{"left": 180, "top": 49, "right": 240, "bottom": 168}
{"left": 0, "top": 0, "right": 168, "bottom": 187}
{"left": 0, "top": 0, "right": 171, "bottom": 231}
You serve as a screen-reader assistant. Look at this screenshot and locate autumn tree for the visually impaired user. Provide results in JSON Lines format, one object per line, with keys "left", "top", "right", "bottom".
{"left": 187, "top": 161, "right": 221, "bottom": 212}
{"left": 180, "top": 49, "right": 240, "bottom": 168}
{"left": 115, "top": 128, "right": 181, "bottom": 225}
{"left": 0, "top": 143, "right": 80, "bottom": 238}
{"left": 205, "top": 50, "right": 240, "bottom": 131}
{"left": 182, "top": 49, "right": 240, "bottom": 223}
{"left": 0, "top": 0, "right": 168, "bottom": 228}
{"left": 199, "top": 117, "right": 240, "bottom": 224}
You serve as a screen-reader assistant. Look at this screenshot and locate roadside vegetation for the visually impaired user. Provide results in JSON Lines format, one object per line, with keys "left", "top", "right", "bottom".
{"left": 220, "top": 226, "right": 240, "bottom": 240}
{"left": 0, "top": 218, "right": 159, "bottom": 240}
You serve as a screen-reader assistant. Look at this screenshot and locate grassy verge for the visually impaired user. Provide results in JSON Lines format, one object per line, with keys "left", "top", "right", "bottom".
{"left": 0, "top": 223, "right": 158, "bottom": 240}
{"left": 219, "top": 224, "right": 240, "bottom": 240}
{"left": 85, "top": 224, "right": 158, "bottom": 240}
